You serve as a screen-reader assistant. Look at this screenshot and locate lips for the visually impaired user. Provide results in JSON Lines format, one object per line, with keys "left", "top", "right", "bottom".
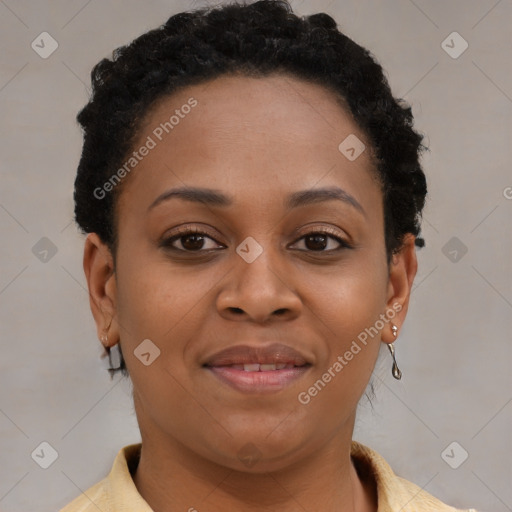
{"left": 203, "top": 343, "right": 310, "bottom": 368}
{"left": 203, "top": 343, "right": 312, "bottom": 393}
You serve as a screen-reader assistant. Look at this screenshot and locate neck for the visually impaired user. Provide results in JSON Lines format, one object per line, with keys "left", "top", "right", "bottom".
{"left": 132, "top": 424, "right": 376, "bottom": 512}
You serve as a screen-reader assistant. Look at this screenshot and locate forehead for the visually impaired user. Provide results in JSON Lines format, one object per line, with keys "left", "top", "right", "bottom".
{"left": 117, "top": 73, "right": 380, "bottom": 216}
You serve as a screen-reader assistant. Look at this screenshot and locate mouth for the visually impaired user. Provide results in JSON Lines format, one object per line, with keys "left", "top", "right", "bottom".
{"left": 217, "top": 363, "right": 302, "bottom": 371}
{"left": 203, "top": 343, "right": 312, "bottom": 393}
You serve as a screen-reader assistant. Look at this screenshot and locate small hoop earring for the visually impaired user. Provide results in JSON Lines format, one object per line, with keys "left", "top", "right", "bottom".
{"left": 388, "top": 324, "right": 402, "bottom": 380}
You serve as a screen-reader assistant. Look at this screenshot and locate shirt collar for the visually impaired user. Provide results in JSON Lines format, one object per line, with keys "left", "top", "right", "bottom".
{"left": 106, "top": 441, "right": 454, "bottom": 511}
{"left": 107, "top": 443, "right": 153, "bottom": 511}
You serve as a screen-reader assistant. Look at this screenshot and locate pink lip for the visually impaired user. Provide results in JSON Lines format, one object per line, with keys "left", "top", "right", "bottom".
{"left": 203, "top": 343, "right": 310, "bottom": 367}
{"left": 207, "top": 365, "right": 311, "bottom": 393}
{"left": 203, "top": 343, "right": 312, "bottom": 393}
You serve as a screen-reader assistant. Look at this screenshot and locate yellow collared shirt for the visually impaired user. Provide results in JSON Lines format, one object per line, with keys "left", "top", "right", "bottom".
{"left": 59, "top": 441, "right": 478, "bottom": 511}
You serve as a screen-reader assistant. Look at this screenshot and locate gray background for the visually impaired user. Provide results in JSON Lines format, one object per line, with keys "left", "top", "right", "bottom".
{"left": 1, "top": 1, "right": 511, "bottom": 511}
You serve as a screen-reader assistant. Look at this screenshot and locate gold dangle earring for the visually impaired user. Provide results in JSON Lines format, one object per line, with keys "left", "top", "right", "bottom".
{"left": 387, "top": 324, "right": 402, "bottom": 380}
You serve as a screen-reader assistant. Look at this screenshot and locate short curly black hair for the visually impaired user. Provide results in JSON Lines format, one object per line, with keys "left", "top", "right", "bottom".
{"left": 74, "top": 0, "right": 427, "bottom": 378}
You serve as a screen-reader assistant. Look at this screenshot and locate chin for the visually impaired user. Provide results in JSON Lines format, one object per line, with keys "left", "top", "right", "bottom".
{"left": 195, "top": 428, "right": 313, "bottom": 473}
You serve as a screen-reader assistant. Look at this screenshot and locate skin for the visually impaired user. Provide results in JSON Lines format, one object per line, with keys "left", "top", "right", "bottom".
{"left": 84, "top": 73, "right": 417, "bottom": 512}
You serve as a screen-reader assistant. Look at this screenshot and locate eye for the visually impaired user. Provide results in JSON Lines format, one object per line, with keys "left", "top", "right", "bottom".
{"left": 160, "top": 226, "right": 351, "bottom": 254}
{"left": 160, "top": 227, "right": 224, "bottom": 252}
{"left": 290, "top": 229, "right": 351, "bottom": 252}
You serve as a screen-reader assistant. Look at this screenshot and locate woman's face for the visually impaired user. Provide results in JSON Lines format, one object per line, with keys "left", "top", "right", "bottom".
{"left": 86, "top": 73, "right": 416, "bottom": 471}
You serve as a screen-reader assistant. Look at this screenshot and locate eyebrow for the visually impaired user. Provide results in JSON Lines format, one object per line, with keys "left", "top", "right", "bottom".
{"left": 147, "top": 185, "right": 366, "bottom": 216}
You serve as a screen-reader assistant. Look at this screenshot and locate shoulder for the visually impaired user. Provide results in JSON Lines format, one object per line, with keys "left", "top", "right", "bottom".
{"left": 394, "top": 474, "right": 478, "bottom": 512}
{"left": 58, "top": 443, "right": 146, "bottom": 512}
{"left": 59, "top": 478, "right": 108, "bottom": 512}
{"left": 350, "top": 440, "right": 478, "bottom": 512}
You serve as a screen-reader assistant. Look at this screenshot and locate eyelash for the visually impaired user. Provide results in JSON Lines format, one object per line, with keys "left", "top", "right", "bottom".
{"left": 160, "top": 226, "right": 352, "bottom": 254}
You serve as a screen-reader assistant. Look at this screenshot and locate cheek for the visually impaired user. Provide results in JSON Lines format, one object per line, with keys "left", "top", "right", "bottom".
{"left": 301, "top": 252, "right": 389, "bottom": 336}
{"left": 113, "top": 248, "right": 228, "bottom": 384}
{"left": 114, "top": 248, "right": 204, "bottom": 338}
{"left": 297, "top": 256, "right": 388, "bottom": 398}
{"left": 297, "top": 293, "right": 384, "bottom": 426}
{"left": 113, "top": 257, "right": 203, "bottom": 427}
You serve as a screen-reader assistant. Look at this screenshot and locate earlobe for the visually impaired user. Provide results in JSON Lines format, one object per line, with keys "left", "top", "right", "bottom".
{"left": 382, "top": 233, "right": 418, "bottom": 343}
{"left": 83, "top": 233, "right": 119, "bottom": 347}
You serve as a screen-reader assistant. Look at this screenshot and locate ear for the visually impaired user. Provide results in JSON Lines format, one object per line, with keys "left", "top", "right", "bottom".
{"left": 382, "top": 233, "right": 418, "bottom": 343}
{"left": 83, "top": 233, "right": 119, "bottom": 349}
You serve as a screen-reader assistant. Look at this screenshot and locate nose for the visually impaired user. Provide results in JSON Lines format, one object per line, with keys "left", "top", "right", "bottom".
{"left": 216, "top": 246, "right": 302, "bottom": 324}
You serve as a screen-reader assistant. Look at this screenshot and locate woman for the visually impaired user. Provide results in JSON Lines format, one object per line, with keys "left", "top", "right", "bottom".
{"left": 61, "top": 1, "right": 477, "bottom": 510}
